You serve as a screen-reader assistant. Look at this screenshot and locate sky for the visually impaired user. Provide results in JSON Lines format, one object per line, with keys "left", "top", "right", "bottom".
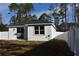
{"left": 0, "top": 3, "right": 50, "bottom": 24}
{"left": 0, "top": 3, "right": 75, "bottom": 24}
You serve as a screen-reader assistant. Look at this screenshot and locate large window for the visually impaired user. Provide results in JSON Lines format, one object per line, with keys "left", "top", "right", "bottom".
{"left": 34, "top": 25, "right": 45, "bottom": 35}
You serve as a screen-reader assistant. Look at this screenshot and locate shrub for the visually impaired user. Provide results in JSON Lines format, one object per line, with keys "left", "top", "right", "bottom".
{"left": 0, "top": 24, "right": 8, "bottom": 31}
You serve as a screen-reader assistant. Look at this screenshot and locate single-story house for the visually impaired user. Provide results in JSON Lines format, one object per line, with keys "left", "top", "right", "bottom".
{"left": 8, "top": 20, "right": 57, "bottom": 41}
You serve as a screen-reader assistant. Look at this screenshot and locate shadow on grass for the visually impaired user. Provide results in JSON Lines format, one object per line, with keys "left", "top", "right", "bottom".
{"left": 21, "top": 39, "right": 74, "bottom": 56}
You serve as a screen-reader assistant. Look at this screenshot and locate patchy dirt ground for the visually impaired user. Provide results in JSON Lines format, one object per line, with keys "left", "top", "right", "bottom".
{"left": 0, "top": 40, "right": 74, "bottom": 56}
{"left": 0, "top": 40, "right": 45, "bottom": 56}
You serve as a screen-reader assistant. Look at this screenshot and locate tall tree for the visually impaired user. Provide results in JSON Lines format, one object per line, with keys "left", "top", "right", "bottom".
{"left": 75, "top": 4, "right": 79, "bottom": 23}
{"left": 49, "top": 4, "right": 60, "bottom": 23}
{"left": 10, "top": 15, "right": 16, "bottom": 25}
{"left": 60, "top": 3, "right": 67, "bottom": 23}
{"left": 49, "top": 4, "right": 66, "bottom": 25}
{"left": 52, "top": 11, "right": 60, "bottom": 25}
{"left": 9, "top": 3, "right": 18, "bottom": 13}
{"left": 39, "top": 13, "right": 51, "bottom": 21}
{"left": 32, "top": 15, "right": 37, "bottom": 20}
{"left": 60, "top": 3, "right": 68, "bottom": 30}
{"left": 9, "top": 3, "right": 34, "bottom": 25}
{"left": 0, "top": 13, "right": 3, "bottom": 25}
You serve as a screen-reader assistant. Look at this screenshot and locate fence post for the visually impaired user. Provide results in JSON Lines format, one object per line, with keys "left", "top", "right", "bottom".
{"left": 73, "top": 27, "right": 76, "bottom": 55}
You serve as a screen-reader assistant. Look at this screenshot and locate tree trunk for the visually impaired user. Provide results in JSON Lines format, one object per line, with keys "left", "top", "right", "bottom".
{"left": 65, "top": 4, "right": 67, "bottom": 31}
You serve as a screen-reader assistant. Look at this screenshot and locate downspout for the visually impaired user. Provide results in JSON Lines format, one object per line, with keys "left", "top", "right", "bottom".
{"left": 24, "top": 25, "right": 28, "bottom": 40}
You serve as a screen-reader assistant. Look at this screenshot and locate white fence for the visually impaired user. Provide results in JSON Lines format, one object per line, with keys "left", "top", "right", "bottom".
{"left": 0, "top": 32, "right": 9, "bottom": 40}
{"left": 54, "top": 32, "right": 69, "bottom": 42}
{"left": 68, "top": 28, "right": 79, "bottom": 55}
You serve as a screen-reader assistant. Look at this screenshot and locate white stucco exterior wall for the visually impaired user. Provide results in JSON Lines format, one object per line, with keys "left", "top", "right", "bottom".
{"left": 0, "top": 24, "right": 69, "bottom": 42}
{"left": 28, "top": 26, "right": 53, "bottom": 41}
{"left": 8, "top": 28, "right": 17, "bottom": 40}
{"left": 27, "top": 25, "right": 68, "bottom": 41}
{"left": 50, "top": 25, "right": 57, "bottom": 40}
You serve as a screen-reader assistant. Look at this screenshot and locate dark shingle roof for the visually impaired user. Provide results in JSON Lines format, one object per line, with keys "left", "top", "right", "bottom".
{"left": 25, "top": 20, "right": 52, "bottom": 24}
{"left": 9, "top": 20, "right": 52, "bottom": 26}
{"left": 8, "top": 20, "right": 56, "bottom": 29}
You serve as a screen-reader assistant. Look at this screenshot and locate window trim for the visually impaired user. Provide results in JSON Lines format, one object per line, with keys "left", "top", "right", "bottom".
{"left": 34, "top": 25, "right": 45, "bottom": 35}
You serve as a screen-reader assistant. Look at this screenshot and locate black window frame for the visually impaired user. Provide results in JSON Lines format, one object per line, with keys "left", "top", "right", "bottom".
{"left": 40, "top": 26, "right": 45, "bottom": 34}
{"left": 34, "top": 25, "right": 45, "bottom": 35}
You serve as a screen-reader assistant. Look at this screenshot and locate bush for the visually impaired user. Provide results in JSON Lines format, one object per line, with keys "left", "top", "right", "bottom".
{"left": 22, "top": 39, "right": 74, "bottom": 56}
{"left": 0, "top": 24, "right": 8, "bottom": 31}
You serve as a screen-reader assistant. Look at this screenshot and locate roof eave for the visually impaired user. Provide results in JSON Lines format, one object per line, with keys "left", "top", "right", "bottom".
{"left": 7, "top": 25, "right": 24, "bottom": 28}
{"left": 25, "top": 23, "right": 53, "bottom": 26}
